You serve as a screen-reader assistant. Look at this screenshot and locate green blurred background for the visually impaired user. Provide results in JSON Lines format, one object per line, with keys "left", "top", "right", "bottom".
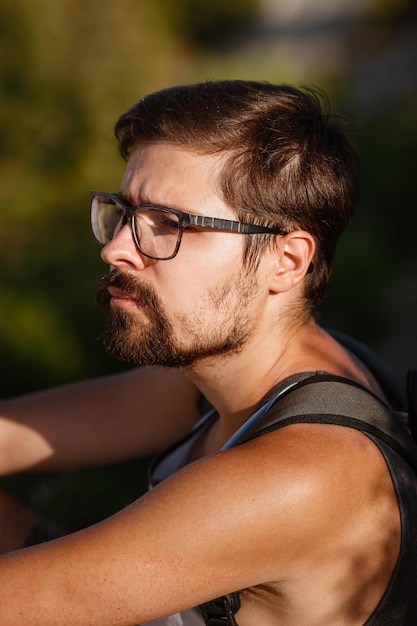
{"left": 1, "top": 0, "right": 416, "bottom": 531}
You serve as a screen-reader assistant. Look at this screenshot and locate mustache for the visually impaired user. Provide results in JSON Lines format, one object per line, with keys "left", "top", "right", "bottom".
{"left": 95, "top": 270, "right": 160, "bottom": 312}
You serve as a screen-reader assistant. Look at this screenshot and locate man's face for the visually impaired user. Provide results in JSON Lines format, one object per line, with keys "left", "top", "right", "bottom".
{"left": 96, "top": 142, "right": 265, "bottom": 368}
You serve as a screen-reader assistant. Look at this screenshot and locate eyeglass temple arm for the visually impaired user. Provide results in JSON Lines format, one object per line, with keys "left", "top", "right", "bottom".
{"left": 187, "top": 214, "right": 284, "bottom": 235}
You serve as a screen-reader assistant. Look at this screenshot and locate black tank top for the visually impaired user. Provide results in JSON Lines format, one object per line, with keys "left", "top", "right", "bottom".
{"left": 364, "top": 436, "right": 417, "bottom": 624}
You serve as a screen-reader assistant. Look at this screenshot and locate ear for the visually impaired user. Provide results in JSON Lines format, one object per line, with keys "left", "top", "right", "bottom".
{"left": 268, "top": 230, "right": 315, "bottom": 294}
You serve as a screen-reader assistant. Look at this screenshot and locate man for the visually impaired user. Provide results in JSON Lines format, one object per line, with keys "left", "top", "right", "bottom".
{"left": 0, "top": 80, "right": 415, "bottom": 625}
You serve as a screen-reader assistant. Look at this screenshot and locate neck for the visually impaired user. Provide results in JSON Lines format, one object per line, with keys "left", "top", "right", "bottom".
{"left": 182, "top": 319, "right": 320, "bottom": 438}
{"left": 183, "top": 321, "right": 387, "bottom": 452}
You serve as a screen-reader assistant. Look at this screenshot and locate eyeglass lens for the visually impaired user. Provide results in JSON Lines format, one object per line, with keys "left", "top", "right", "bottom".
{"left": 91, "top": 194, "right": 181, "bottom": 260}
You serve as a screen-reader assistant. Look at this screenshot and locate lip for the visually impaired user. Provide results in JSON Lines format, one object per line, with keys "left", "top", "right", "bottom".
{"left": 107, "top": 286, "right": 143, "bottom": 309}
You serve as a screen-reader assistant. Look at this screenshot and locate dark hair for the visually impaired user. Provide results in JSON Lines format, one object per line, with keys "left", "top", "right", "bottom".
{"left": 115, "top": 80, "right": 359, "bottom": 317}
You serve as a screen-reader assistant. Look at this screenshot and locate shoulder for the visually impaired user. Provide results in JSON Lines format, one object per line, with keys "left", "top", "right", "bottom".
{"left": 23, "top": 421, "right": 397, "bottom": 623}
{"left": 153, "top": 421, "right": 398, "bottom": 584}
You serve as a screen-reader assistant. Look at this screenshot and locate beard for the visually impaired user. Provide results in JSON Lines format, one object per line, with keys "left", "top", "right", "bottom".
{"left": 95, "top": 270, "right": 257, "bottom": 368}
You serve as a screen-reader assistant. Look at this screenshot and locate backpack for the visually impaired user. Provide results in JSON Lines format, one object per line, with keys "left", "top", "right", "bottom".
{"left": 201, "top": 331, "right": 417, "bottom": 626}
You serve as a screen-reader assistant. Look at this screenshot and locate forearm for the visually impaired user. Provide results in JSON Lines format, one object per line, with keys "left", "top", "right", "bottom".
{"left": 0, "top": 396, "right": 54, "bottom": 474}
{"left": 0, "top": 367, "right": 201, "bottom": 475}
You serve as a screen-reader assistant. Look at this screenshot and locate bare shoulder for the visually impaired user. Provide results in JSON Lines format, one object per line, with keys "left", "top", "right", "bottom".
{"left": 209, "top": 423, "right": 401, "bottom": 624}
{"left": 0, "top": 422, "right": 400, "bottom": 624}
{"left": 136, "top": 421, "right": 400, "bottom": 622}
{"left": 235, "top": 422, "right": 400, "bottom": 539}
{"left": 140, "top": 420, "right": 400, "bottom": 585}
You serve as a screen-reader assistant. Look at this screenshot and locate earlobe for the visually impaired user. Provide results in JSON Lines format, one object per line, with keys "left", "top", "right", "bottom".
{"left": 269, "top": 231, "right": 315, "bottom": 293}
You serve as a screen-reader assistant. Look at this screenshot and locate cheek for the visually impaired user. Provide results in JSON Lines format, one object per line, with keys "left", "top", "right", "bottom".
{"left": 154, "top": 266, "right": 226, "bottom": 316}
{"left": 159, "top": 272, "right": 209, "bottom": 310}
{"left": 152, "top": 235, "right": 246, "bottom": 306}
{"left": 182, "top": 228, "right": 244, "bottom": 259}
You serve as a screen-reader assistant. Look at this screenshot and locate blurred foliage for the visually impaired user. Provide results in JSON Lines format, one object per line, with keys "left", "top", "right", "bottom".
{"left": 323, "top": 94, "right": 417, "bottom": 336}
{"left": 0, "top": 0, "right": 416, "bottom": 528}
{"left": 156, "top": 0, "right": 258, "bottom": 47}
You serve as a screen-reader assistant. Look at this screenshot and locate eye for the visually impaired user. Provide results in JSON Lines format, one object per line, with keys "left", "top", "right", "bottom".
{"left": 147, "top": 209, "right": 180, "bottom": 233}
{"left": 161, "top": 216, "right": 180, "bottom": 231}
{"left": 183, "top": 224, "right": 202, "bottom": 234}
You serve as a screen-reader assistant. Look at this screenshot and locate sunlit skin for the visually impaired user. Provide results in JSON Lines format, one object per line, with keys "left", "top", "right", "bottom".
{"left": 100, "top": 143, "right": 269, "bottom": 369}
{"left": 100, "top": 142, "right": 319, "bottom": 434}
{"left": 0, "top": 141, "right": 401, "bottom": 625}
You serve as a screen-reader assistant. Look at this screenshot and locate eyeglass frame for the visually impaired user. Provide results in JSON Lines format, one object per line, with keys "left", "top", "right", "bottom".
{"left": 90, "top": 190, "right": 287, "bottom": 261}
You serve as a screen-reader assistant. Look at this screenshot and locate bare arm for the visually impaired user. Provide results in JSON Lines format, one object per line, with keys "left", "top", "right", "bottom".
{"left": 0, "top": 424, "right": 397, "bottom": 625}
{"left": 0, "top": 366, "right": 202, "bottom": 475}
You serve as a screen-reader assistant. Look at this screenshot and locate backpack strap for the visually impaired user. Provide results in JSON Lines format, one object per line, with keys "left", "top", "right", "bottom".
{"left": 234, "top": 372, "right": 417, "bottom": 472}
{"left": 407, "top": 369, "right": 417, "bottom": 441}
{"left": 200, "top": 593, "right": 241, "bottom": 626}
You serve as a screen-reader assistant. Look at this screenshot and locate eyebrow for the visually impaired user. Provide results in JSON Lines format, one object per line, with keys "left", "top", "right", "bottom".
{"left": 116, "top": 191, "right": 210, "bottom": 219}
{"left": 116, "top": 191, "right": 144, "bottom": 205}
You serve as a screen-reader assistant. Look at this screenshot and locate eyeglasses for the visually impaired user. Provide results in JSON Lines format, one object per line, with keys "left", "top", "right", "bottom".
{"left": 90, "top": 191, "right": 287, "bottom": 261}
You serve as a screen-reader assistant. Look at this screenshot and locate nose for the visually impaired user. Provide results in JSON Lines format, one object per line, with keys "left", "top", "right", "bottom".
{"left": 100, "top": 222, "right": 148, "bottom": 271}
